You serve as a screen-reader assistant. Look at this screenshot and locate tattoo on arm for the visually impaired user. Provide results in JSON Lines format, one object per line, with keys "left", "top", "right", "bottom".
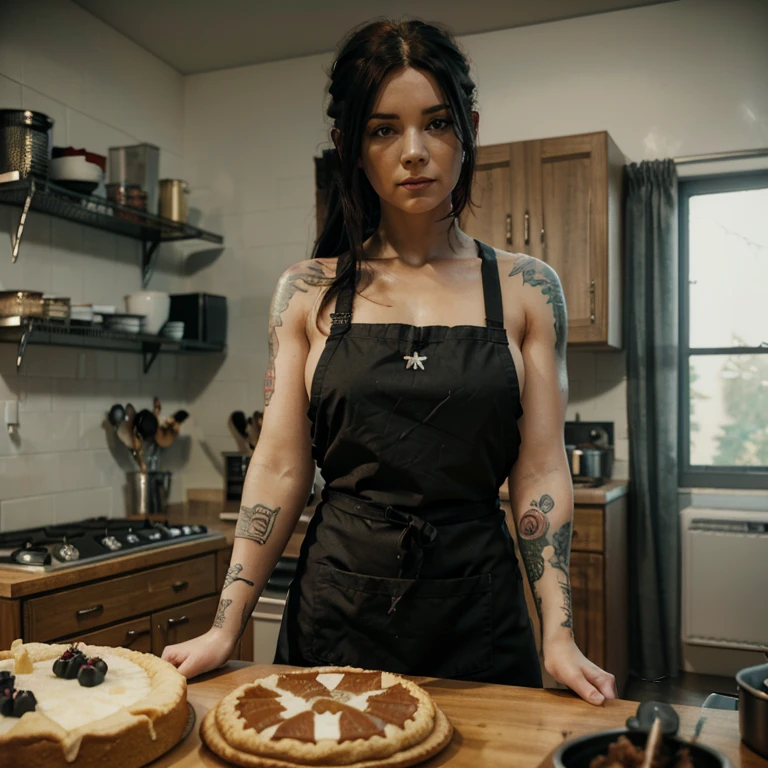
{"left": 509, "top": 257, "right": 567, "bottom": 357}
{"left": 516, "top": 494, "right": 574, "bottom": 637}
{"left": 235, "top": 503, "right": 281, "bottom": 544}
{"left": 213, "top": 598, "right": 233, "bottom": 628}
{"left": 223, "top": 562, "right": 255, "bottom": 590}
{"left": 265, "top": 261, "right": 333, "bottom": 406}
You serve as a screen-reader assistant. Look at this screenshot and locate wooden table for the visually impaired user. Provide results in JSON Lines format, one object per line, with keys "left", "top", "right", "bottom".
{"left": 153, "top": 662, "right": 766, "bottom": 768}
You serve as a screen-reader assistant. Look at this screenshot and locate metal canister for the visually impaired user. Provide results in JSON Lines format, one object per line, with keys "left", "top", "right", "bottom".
{"left": 159, "top": 179, "right": 189, "bottom": 223}
{"left": 0, "top": 110, "right": 54, "bottom": 179}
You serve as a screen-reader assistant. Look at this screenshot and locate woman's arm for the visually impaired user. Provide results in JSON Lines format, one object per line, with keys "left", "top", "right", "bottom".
{"left": 162, "top": 260, "right": 328, "bottom": 677}
{"left": 507, "top": 255, "right": 617, "bottom": 705}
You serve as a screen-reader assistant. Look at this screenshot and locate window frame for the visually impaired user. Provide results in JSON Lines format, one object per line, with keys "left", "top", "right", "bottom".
{"left": 678, "top": 169, "right": 768, "bottom": 490}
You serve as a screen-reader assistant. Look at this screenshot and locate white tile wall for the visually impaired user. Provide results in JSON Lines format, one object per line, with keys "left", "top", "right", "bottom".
{"left": 0, "top": 0, "right": 190, "bottom": 531}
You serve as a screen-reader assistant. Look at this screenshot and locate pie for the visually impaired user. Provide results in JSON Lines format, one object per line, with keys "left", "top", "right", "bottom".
{"left": 202, "top": 666, "right": 453, "bottom": 767}
{"left": 0, "top": 640, "right": 187, "bottom": 767}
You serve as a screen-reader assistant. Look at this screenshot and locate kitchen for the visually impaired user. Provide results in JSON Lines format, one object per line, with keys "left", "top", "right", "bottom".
{"left": 1, "top": 0, "right": 767, "bottom": 766}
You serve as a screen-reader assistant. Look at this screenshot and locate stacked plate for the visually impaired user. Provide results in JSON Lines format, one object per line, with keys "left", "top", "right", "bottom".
{"left": 91, "top": 305, "right": 116, "bottom": 325}
{"left": 71, "top": 304, "right": 94, "bottom": 323}
{"left": 161, "top": 321, "right": 184, "bottom": 340}
{"left": 104, "top": 313, "right": 145, "bottom": 334}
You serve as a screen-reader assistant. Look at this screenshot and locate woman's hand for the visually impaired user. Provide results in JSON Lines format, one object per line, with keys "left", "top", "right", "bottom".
{"left": 543, "top": 637, "right": 618, "bottom": 705}
{"left": 161, "top": 629, "right": 236, "bottom": 679}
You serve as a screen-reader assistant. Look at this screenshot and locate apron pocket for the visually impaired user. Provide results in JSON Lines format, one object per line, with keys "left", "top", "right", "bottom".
{"left": 310, "top": 564, "right": 494, "bottom": 678}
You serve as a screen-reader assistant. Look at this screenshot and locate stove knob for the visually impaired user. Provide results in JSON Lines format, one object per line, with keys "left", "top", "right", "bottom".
{"left": 190, "top": 525, "right": 202, "bottom": 534}
{"left": 181, "top": 525, "right": 192, "bottom": 536}
{"left": 54, "top": 543, "right": 80, "bottom": 562}
{"left": 101, "top": 536, "right": 122, "bottom": 551}
{"left": 168, "top": 527, "right": 182, "bottom": 538}
{"left": 125, "top": 533, "right": 140, "bottom": 545}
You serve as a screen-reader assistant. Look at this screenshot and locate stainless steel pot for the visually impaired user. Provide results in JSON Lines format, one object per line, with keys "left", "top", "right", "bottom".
{"left": 159, "top": 179, "right": 189, "bottom": 223}
{"left": 128, "top": 471, "right": 172, "bottom": 516}
{"left": 736, "top": 662, "right": 768, "bottom": 759}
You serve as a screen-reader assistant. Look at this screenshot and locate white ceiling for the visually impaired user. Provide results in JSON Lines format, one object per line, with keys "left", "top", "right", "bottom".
{"left": 72, "top": 0, "right": 675, "bottom": 75}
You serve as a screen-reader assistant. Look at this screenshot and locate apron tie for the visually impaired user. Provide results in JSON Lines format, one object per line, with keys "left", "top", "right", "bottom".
{"left": 387, "top": 508, "right": 437, "bottom": 615}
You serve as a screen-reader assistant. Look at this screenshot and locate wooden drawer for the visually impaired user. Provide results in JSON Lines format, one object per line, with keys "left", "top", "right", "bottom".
{"left": 572, "top": 506, "right": 604, "bottom": 552}
{"left": 58, "top": 616, "right": 152, "bottom": 654}
{"left": 152, "top": 595, "right": 219, "bottom": 653}
{"left": 25, "top": 555, "right": 217, "bottom": 641}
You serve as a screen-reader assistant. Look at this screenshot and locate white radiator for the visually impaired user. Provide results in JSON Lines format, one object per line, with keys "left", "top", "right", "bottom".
{"left": 681, "top": 506, "right": 768, "bottom": 655}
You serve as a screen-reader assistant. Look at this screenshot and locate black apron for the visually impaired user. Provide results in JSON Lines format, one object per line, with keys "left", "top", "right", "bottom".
{"left": 275, "top": 239, "right": 541, "bottom": 687}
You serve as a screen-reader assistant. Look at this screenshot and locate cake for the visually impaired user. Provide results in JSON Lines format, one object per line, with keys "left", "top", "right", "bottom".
{"left": 0, "top": 640, "right": 188, "bottom": 768}
{"left": 201, "top": 666, "right": 453, "bottom": 767}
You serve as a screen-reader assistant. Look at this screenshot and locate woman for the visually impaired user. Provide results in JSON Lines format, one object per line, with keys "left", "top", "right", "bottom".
{"left": 163, "top": 18, "right": 617, "bottom": 705}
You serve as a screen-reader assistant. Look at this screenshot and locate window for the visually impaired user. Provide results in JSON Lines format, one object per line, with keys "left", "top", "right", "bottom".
{"left": 679, "top": 170, "right": 768, "bottom": 489}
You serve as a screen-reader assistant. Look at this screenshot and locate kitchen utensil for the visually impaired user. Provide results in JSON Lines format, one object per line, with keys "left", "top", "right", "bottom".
{"left": 231, "top": 411, "right": 249, "bottom": 440}
{"left": 115, "top": 406, "right": 136, "bottom": 452}
{"left": 168, "top": 293, "right": 227, "bottom": 344}
{"left": 107, "top": 404, "right": 125, "bottom": 427}
{"left": 0, "top": 110, "right": 54, "bottom": 179}
{"left": 0, "top": 290, "right": 44, "bottom": 318}
{"left": 553, "top": 700, "right": 730, "bottom": 768}
{"left": 134, "top": 409, "right": 159, "bottom": 441}
{"left": 159, "top": 179, "right": 189, "bottom": 223}
{"left": 639, "top": 718, "right": 662, "bottom": 768}
{"left": 736, "top": 662, "right": 768, "bottom": 759}
{"left": 154, "top": 410, "right": 189, "bottom": 448}
{"left": 247, "top": 411, "right": 263, "bottom": 448}
{"left": 108, "top": 144, "right": 160, "bottom": 214}
{"left": 132, "top": 426, "right": 147, "bottom": 473}
{"left": 153, "top": 396, "right": 161, "bottom": 419}
{"left": 125, "top": 292, "right": 169, "bottom": 335}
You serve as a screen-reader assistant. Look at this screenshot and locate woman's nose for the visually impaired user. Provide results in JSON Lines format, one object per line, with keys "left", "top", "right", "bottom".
{"left": 401, "top": 129, "right": 428, "bottom": 166}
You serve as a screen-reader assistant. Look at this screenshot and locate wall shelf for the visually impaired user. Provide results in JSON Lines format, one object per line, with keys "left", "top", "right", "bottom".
{"left": 0, "top": 178, "right": 223, "bottom": 286}
{"left": 0, "top": 316, "right": 225, "bottom": 374}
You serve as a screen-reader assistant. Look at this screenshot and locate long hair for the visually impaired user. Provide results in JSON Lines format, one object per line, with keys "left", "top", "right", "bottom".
{"left": 313, "top": 18, "right": 478, "bottom": 315}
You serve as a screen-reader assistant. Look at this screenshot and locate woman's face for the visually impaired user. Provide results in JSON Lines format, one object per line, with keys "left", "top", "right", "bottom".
{"left": 359, "top": 67, "right": 464, "bottom": 216}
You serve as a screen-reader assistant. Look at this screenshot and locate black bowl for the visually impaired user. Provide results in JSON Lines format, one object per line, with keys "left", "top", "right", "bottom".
{"left": 552, "top": 727, "right": 731, "bottom": 768}
{"left": 55, "top": 179, "right": 99, "bottom": 195}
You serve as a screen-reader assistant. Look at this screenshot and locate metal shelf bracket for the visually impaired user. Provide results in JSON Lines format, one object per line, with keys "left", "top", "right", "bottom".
{"left": 10, "top": 179, "right": 35, "bottom": 263}
{"left": 142, "top": 241, "right": 161, "bottom": 287}
{"left": 142, "top": 341, "right": 162, "bottom": 373}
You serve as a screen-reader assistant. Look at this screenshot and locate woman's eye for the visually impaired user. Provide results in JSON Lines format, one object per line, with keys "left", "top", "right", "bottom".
{"left": 372, "top": 125, "right": 394, "bottom": 137}
{"left": 428, "top": 118, "right": 452, "bottom": 130}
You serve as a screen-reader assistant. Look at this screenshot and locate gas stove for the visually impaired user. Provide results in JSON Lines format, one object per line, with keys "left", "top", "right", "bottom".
{"left": 0, "top": 517, "right": 225, "bottom": 572}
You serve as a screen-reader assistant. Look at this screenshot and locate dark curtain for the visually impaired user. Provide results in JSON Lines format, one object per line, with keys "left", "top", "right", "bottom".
{"left": 625, "top": 159, "right": 680, "bottom": 680}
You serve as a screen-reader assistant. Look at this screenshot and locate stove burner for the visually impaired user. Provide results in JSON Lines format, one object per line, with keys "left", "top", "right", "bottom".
{"left": 0, "top": 517, "right": 219, "bottom": 571}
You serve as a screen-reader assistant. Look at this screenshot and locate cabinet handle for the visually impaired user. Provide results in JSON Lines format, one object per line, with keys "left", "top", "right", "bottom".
{"left": 125, "top": 628, "right": 150, "bottom": 641}
{"left": 76, "top": 604, "right": 103, "bottom": 617}
{"left": 590, "top": 280, "right": 596, "bottom": 324}
{"left": 505, "top": 213, "right": 512, "bottom": 245}
{"left": 166, "top": 616, "right": 189, "bottom": 628}
{"left": 524, "top": 211, "right": 530, "bottom": 245}
{"left": 171, "top": 580, "right": 188, "bottom": 592}
{"left": 540, "top": 227, "right": 545, "bottom": 244}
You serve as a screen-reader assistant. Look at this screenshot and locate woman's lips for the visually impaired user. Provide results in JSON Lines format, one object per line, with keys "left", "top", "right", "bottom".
{"left": 400, "top": 180, "right": 434, "bottom": 190}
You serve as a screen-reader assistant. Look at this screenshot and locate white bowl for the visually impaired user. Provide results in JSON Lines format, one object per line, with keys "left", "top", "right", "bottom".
{"left": 50, "top": 156, "right": 103, "bottom": 183}
{"left": 125, "top": 291, "right": 170, "bottom": 335}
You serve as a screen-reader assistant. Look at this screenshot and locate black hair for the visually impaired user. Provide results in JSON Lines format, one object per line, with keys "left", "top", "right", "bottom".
{"left": 312, "top": 17, "right": 478, "bottom": 315}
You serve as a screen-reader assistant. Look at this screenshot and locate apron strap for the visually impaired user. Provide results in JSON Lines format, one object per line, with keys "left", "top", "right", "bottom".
{"left": 329, "top": 254, "right": 355, "bottom": 335}
{"left": 475, "top": 240, "right": 506, "bottom": 331}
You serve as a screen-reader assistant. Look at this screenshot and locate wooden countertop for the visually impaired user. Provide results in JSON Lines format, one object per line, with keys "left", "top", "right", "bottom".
{"left": 152, "top": 662, "right": 764, "bottom": 768}
{"left": 500, "top": 479, "right": 629, "bottom": 506}
{"left": 0, "top": 535, "right": 229, "bottom": 600}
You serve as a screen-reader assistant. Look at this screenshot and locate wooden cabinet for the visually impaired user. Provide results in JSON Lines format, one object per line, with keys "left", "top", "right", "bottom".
{"left": 502, "top": 493, "right": 629, "bottom": 694}
{"left": 462, "top": 131, "right": 626, "bottom": 349}
{"left": 5, "top": 548, "right": 253, "bottom": 663}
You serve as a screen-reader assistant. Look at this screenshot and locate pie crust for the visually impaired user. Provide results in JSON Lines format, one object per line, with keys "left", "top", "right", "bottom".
{"left": 0, "top": 641, "right": 187, "bottom": 768}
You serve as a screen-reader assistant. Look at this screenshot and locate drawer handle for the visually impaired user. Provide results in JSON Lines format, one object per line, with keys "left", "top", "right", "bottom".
{"left": 167, "top": 616, "right": 189, "bottom": 628}
{"left": 572, "top": 530, "right": 579, "bottom": 537}
{"left": 76, "top": 604, "right": 103, "bottom": 617}
{"left": 171, "top": 580, "right": 189, "bottom": 592}
{"left": 125, "top": 628, "right": 150, "bottom": 639}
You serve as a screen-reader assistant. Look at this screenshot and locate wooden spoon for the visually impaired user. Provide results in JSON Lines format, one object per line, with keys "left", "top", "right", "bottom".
{"left": 640, "top": 717, "right": 663, "bottom": 768}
